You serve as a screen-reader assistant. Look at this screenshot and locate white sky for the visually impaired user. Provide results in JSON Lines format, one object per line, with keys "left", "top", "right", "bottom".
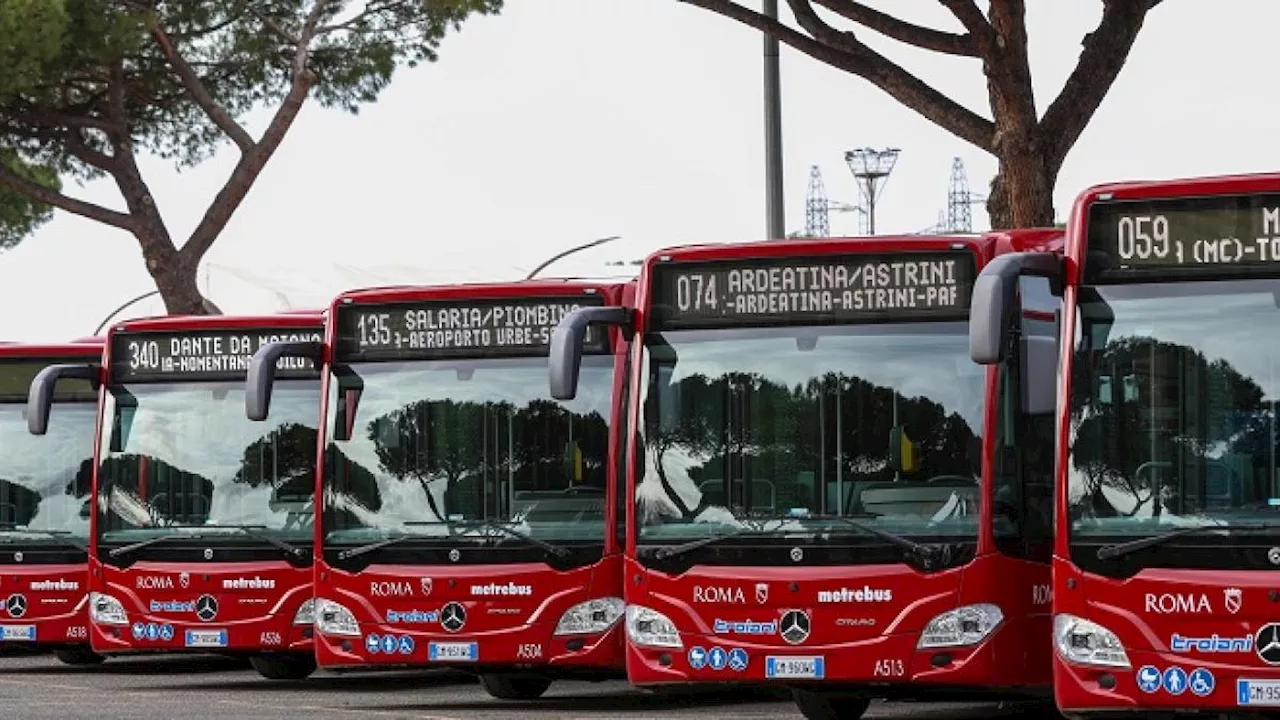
{"left": 2, "top": 0, "right": 1277, "bottom": 342}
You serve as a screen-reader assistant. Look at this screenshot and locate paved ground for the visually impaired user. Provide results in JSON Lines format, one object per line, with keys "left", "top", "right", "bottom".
{"left": 0, "top": 651, "right": 1052, "bottom": 720}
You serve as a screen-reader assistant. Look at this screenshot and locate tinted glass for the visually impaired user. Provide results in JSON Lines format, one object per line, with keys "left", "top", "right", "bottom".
{"left": 0, "top": 402, "right": 96, "bottom": 545}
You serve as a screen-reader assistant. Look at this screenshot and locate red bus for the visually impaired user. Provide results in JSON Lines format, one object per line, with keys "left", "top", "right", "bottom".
{"left": 3, "top": 339, "right": 103, "bottom": 664}
{"left": 245, "top": 280, "right": 633, "bottom": 699}
{"left": 972, "top": 173, "right": 1280, "bottom": 715}
{"left": 27, "top": 313, "right": 325, "bottom": 679}
{"left": 549, "top": 232, "right": 1063, "bottom": 719}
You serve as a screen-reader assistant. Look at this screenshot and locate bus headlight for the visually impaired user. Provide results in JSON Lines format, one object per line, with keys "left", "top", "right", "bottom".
{"left": 1054, "top": 613, "right": 1130, "bottom": 668}
{"left": 555, "top": 597, "right": 625, "bottom": 636}
{"left": 89, "top": 592, "right": 128, "bottom": 626}
{"left": 625, "top": 605, "right": 682, "bottom": 649}
{"left": 918, "top": 603, "right": 1003, "bottom": 648}
{"left": 292, "top": 598, "right": 315, "bottom": 626}
{"left": 315, "top": 599, "right": 360, "bottom": 637}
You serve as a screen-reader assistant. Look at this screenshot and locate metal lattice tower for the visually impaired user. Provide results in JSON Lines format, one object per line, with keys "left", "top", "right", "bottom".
{"left": 945, "top": 157, "right": 986, "bottom": 232}
{"left": 804, "top": 166, "right": 830, "bottom": 238}
{"left": 845, "top": 148, "right": 900, "bottom": 235}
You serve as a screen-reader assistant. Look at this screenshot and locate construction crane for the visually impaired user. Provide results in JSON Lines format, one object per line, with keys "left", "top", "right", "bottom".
{"left": 790, "top": 165, "right": 861, "bottom": 238}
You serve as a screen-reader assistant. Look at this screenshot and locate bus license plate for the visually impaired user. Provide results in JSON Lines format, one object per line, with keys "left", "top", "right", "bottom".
{"left": 765, "top": 656, "right": 824, "bottom": 679}
{"left": 184, "top": 630, "right": 228, "bottom": 648}
{"left": 429, "top": 642, "right": 478, "bottom": 662}
{"left": 1238, "top": 679, "right": 1280, "bottom": 705}
{"left": 0, "top": 625, "right": 35, "bottom": 641}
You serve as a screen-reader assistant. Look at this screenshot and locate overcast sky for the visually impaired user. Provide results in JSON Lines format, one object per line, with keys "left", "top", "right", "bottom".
{"left": 2, "top": 0, "right": 1278, "bottom": 341}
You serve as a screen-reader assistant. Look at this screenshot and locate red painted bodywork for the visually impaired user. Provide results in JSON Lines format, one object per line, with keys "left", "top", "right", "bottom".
{"left": 0, "top": 340, "right": 103, "bottom": 652}
{"left": 313, "top": 280, "right": 632, "bottom": 676}
{"left": 1053, "top": 173, "right": 1280, "bottom": 714}
{"left": 88, "top": 313, "right": 323, "bottom": 656}
{"left": 623, "top": 233, "right": 1062, "bottom": 695}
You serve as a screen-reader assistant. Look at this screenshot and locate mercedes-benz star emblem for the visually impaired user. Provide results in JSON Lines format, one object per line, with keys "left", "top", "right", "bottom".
{"left": 12, "top": 551, "right": 22, "bottom": 563}
{"left": 1256, "top": 624, "right": 1280, "bottom": 665}
{"left": 779, "top": 609, "right": 810, "bottom": 645}
{"left": 195, "top": 594, "right": 219, "bottom": 622}
{"left": 1268, "top": 547, "right": 1280, "bottom": 566}
{"left": 5, "top": 593, "right": 26, "bottom": 618}
{"left": 789, "top": 547, "right": 804, "bottom": 562}
{"left": 448, "top": 548, "right": 461, "bottom": 563}
{"left": 203, "top": 548, "right": 214, "bottom": 561}
{"left": 441, "top": 602, "right": 466, "bottom": 633}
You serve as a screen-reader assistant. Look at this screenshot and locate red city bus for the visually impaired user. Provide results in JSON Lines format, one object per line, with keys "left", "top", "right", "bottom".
{"left": 245, "top": 280, "right": 634, "bottom": 699}
{"left": 27, "top": 313, "right": 325, "bottom": 679}
{"left": 2, "top": 339, "right": 103, "bottom": 664}
{"left": 972, "top": 173, "right": 1280, "bottom": 715}
{"left": 549, "top": 232, "right": 1064, "bottom": 719}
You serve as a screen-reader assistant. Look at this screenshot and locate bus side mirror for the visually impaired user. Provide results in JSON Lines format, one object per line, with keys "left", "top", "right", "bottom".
{"left": 969, "top": 252, "right": 1063, "bottom": 365}
{"left": 549, "top": 306, "right": 632, "bottom": 401}
{"left": 1021, "top": 335, "right": 1057, "bottom": 415}
{"left": 246, "top": 341, "right": 323, "bottom": 421}
{"left": 27, "top": 364, "right": 98, "bottom": 436}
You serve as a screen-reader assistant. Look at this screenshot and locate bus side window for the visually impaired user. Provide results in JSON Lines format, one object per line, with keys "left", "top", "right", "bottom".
{"left": 993, "top": 276, "right": 1057, "bottom": 563}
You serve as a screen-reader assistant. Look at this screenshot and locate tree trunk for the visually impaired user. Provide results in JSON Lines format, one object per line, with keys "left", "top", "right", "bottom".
{"left": 141, "top": 244, "right": 210, "bottom": 316}
{"left": 986, "top": 148, "right": 1056, "bottom": 230}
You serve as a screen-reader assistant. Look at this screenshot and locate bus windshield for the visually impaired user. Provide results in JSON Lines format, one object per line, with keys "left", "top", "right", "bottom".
{"left": 321, "top": 356, "right": 614, "bottom": 547}
{"left": 97, "top": 380, "right": 320, "bottom": 542}
{"left": 635, "top": 322, "right": 984, "bottom": 546}
{"left": 0, "top": 401, "right": 96, "bottom": 545}
{"left": 1068, "top": 279, "right": 1280, "bottom": 537}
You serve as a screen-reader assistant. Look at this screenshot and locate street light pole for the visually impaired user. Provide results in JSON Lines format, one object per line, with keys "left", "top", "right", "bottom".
{"left": 93, "top": 290, "right": 161, "bottom": 335}
{"left": 763, "top": 0, "right": 785, "bottom": 240}
{"left": 525, "top": 236, "right": 622, "bottom": 280}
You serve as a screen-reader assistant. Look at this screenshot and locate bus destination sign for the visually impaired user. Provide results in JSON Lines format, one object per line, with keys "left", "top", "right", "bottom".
{"left": 111, "top": 327, "right": 323, "bottom": 383}
{"left": 650, "top": 251, "right": 976, "bottom": 330}
{"left": 0, "top": 358, "right": 97, "bottom": 401}
{"left": 1087, "top": 192, "right": 1280, "bottom": 279}
{"left": 335, "top": 295, "right": 609, "bottom": 362}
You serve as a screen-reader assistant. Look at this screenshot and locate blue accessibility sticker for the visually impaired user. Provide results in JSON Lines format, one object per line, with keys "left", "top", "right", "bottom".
{"left": 728, "top": 647, "right": 748, "bottom": 672}
{"left": 381, "top": 634, "right": 397, "bottom": 654}
{"left": 131, "top": 622, "right": 146, "bottom": 640}
{"left": 1163, "top": 666, "right": 1188, "bottom": 695}
{"left": 687, "top": 646, "right": 707, "bottom": 670}
{"left": 145, "top": 623, "right": 159, "bottom": 641}
{"left": 398, "top": 635, "right": 415, "bottom": 655}
{"left": 159, "top": 624, "right": 174, "bottom": 642}
{"left": 707, "top": 647, "right": 728, "bottom": 671}
{"left": 1136, "top": 665, "right": 1161, "bottom": 694}
{"left": 1188, "top": 667, "right": 1214, "bottom": 697}
{"left": 365, "top": 633, "right": 381, "bottom": 654}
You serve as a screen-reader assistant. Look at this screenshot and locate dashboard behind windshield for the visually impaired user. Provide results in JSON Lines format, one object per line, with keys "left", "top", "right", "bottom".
{"left": 1068, "top": 279, "right": 1280, "bottom": 542}
{"left": 321, "top": 356, "right": 615, "bottom": 547}
{"left": 636, "top": 322, "right": 985, "bottom": 547}
{"left": 97, "top": 380, "right": 320, "bottom": 543}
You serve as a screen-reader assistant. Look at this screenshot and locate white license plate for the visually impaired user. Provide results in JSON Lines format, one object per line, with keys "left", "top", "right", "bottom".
{"left": 184, "top": 630, "right": 228, "bottom": 648}
{"left": 765, "top": 655, "right": 825, "bottom": 679}
{"left": 0, "top": 625, "right": 35, "bottom": 642}
{"left": 1238, "top": 679, "right": 1280, "bottom": 706}
{"left": 428, "top": 642, "right": 478, "bottom": 662}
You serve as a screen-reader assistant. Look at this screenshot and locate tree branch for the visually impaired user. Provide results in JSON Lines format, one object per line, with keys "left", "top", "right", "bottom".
{"left": 0, "top": 162, "right": 135, "bottom": 232}
{"left": 1038, "top": 0, "right": 1159, "bottom": 173}
{"left": 938, "top": 0, "right": 997, "bottom": 56}
{"left": 317, "top": 0, "right": 395, "bottom": 35}
{"left": 148, "top": 23, "right": 255, "bottom": 153}
{"left": 782, "top": 0, "right": 995, "bottom": 150}
{"left": 813, "top": 0, "right": 976, "bottom": 57}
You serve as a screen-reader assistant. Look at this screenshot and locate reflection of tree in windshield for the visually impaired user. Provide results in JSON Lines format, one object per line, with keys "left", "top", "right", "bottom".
{"left": 1069, "top": 335, "right": 1271, "bottom": 520}
{"left": 644, "top": 370, "right": 978, "bottom": 522}
{"left": 368, "top": 397, "right": 609, "bottom": 523}
{"left": 98, "top": 454, "right": 214, "bottom": 528}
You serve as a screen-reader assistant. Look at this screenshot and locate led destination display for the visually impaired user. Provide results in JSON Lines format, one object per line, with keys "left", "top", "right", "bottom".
{"left": 111, "top": 328, "right": 323, "bottom": 383}
{"left": 0, "top": 358, "right": 97, "bottom": 400}
{"left": 650, "top": 251, "right": 976, "bottom": 330}
{"left": 335, "top": 295, "right": 609, "bottom": 362}
{"left": 1087, "top": 192, "right": 1280, "bottom": 278}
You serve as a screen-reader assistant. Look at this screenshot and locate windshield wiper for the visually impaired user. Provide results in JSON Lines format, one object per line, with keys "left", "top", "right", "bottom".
{"left": 195, "top": 524, "right": 307, "bottom": 559}
{"left": 336, "top": 533, "right": 418, "bottom": 560}
{"left": 652, "top": 527, "right": 790, "bottom": 561}
{"left": 0, "top": 528, "right": 87, "bottom": 553}
{"left": 109, "top": 525, "right": 306, "bottom": 559}
{"left": 407, "top": 520, "right": 571, "bottom": 559}
{"left": 806, "top": 514, "right": 948, "bottom": 558}
{"left": 1096, "top": 522, "right": 1275, "bottom": 560}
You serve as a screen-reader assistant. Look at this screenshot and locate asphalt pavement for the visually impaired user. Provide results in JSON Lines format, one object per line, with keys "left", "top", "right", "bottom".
{"left": 0, "top": 651, "right": 1052, "bottom": 720}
